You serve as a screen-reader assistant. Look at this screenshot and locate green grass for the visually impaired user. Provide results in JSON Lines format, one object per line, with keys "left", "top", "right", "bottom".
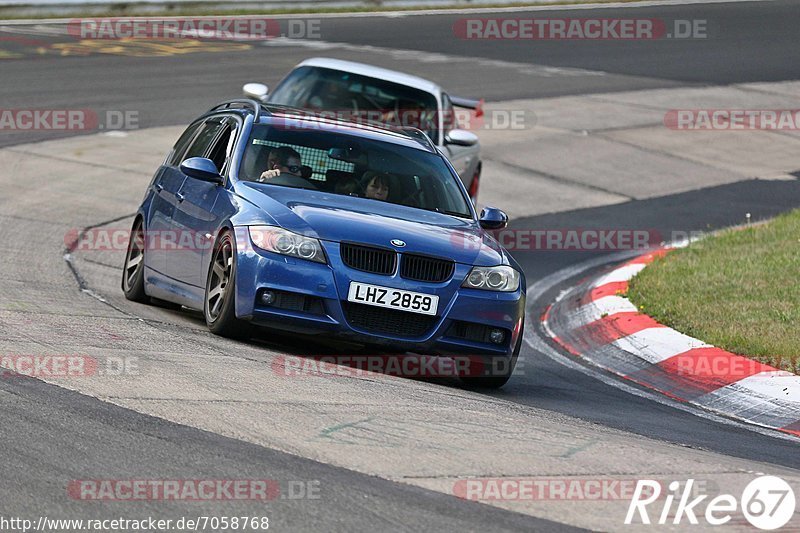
{"left": 0, "top": 0, "right": 651, "bottom": 20}
{"left": 627, "top": 209, "right": 800, "bottom": 374}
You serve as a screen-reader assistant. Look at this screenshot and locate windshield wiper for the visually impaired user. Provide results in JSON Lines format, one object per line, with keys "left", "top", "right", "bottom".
{"left": 431, "top": 207, "right": 471, "bottom": 219}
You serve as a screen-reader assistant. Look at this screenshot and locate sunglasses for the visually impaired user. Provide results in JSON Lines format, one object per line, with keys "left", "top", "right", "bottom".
{"left": 283, "top": 165, "right": 302, "bottom": 173}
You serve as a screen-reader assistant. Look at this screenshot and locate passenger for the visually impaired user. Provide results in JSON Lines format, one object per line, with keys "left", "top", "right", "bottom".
{"left": 259, "top": 146, "right": 302, "bottom": 181}
{"left": 361, "top": 171, "right": 390, "bottom": 201}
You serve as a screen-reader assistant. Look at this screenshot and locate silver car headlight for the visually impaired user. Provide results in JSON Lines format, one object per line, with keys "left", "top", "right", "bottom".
{"left": 462, "top": 265, "right": 520, "bottom": 292}
{"left": 248, "top": 226, "right": 326, "bottom": 264}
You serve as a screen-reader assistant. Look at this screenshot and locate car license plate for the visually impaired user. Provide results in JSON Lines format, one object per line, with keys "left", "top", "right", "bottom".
{"left": 347, "top": 282, "right": 438, "bottom": 316}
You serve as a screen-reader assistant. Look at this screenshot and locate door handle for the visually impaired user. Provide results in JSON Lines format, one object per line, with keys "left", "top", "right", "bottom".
{"left": 176, "top": 192, "right": 185, "bottom": 202}
{"left": 154, "top": 182, "right": 164, "bottom": 192}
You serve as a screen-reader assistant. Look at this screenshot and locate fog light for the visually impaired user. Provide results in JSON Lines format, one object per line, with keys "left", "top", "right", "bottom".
{"left": 260, "top": 290, "right": 276, "bottom": 306}
{"left": 489, "top": 329, "right": 505, "bottom": 344}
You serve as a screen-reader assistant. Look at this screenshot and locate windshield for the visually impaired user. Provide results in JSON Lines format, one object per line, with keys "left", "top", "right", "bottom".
{"left": 239, "top": 124, "right": 472, "bottom": 218}
{"left": 269, "top": 66, "right": 441, "bottom": 141}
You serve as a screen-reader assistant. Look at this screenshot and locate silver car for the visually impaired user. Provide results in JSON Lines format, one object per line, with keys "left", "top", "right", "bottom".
{"left": 243, "top": 57, "right": 484, "bottom": 203}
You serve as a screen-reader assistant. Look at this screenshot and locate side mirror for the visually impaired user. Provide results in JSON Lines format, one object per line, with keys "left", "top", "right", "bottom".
{"left": 243, "top": 82, "right": 269, "bottom": 102}
{"left": 444, "top": 129, "right": 478, "bottom": 147}
{"left": 479, "top": 206, "right": 508, "bottom": 230}
{"left": 180, "top": 157, "right": 223, "bottom": 184}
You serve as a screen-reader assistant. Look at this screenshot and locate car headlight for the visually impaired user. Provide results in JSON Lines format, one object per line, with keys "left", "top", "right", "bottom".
{"left": 248, "top": 226, "right": 326, "bottom": 264}
{"left": 462, "top": 265, "right": 520, "bottom": 292}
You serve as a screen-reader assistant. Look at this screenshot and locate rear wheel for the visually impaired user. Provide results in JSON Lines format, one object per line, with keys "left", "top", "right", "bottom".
{"left": 122, "top": 218, "right": 148, "bottom": 303}
{"left": 204, "top": 231, "right": 251, "bottom": 339}
{"left": 122, "top": 218, "right": 182, "bottom": 310}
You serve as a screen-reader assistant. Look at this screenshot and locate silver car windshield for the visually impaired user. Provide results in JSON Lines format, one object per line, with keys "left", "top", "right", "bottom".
{"left": 269, "top": 66, "right": 440, "bottom": 141}
{"left": 239, "top": 124, "right": 472, "bottom": 218}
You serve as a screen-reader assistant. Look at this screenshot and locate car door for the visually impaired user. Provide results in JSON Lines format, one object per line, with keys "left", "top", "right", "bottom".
{"left": 440, "top": 93, "right": 473, "bottom": 177}
{"left": 170, "top": 116, "right": 237, "bottom": 287}
{"left": 146, "top": 120, "right": 203, "bottom": 276}
{"left": 160, "top": 117, "right": 228, "bottom": 282}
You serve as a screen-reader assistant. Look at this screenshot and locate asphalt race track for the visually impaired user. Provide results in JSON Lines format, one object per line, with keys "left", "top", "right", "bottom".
{"left": 4, "top": 0, "right": 800, "bottom": 146}
{"left": 1, "top": 0, "right": 800, "bottom": 530}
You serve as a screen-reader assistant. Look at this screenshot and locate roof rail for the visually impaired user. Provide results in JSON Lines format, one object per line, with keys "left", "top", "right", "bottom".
{"left": 261, "top": 102, "right": 316, "bottom": 116}
{"left": 400, "top": 127, "right": 437, "bottom": 152}
{"left": 207, "top": 99, "right": 266, "bottom": 122}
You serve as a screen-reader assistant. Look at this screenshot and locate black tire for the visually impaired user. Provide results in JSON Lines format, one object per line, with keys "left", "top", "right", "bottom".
{"left": 121, "top": 217, "right": 149, "bottom": 303}
{"left": 460, "top": 319, "right": 523, "bottom": 389}
{"left": 204, "top": 230, "right": 251, "bottom": 340}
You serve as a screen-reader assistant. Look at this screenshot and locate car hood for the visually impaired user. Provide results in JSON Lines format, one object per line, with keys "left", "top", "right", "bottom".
{"left": 236, "top": 183, "right": 506, "bottom": 266}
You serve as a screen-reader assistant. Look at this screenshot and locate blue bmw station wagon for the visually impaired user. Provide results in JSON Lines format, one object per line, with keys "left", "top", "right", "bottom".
{"left": 122, "top": 99, "right": 525, "bottom": 387}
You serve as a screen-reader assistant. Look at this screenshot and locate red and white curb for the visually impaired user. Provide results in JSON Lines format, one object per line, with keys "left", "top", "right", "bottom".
{"left": 543, "top": 248, "right": 800, "bottom": 437}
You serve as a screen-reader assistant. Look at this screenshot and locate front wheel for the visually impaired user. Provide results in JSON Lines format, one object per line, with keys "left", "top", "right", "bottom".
{"left": 204, "top": 230, "right": 251, "bottom": 339}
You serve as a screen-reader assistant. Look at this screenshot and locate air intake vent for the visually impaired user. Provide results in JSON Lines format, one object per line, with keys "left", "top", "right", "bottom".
{"left": 400, "top": 254, "right": 454, "bottom": 283}
{"left": 340, "top": 243, "right": 396, "bottom": 275}
{"left": 342, "top": 302, "right": 437, "bottom": 338}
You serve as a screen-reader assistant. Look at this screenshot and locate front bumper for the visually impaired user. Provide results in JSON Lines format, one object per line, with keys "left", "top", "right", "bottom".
{"left": 233, "top": 227, "right": 525, "bottom": 357}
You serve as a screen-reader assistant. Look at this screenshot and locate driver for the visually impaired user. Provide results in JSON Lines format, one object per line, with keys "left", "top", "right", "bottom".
{"left": 259, "top": 146, "right": 303, "bottom": 181}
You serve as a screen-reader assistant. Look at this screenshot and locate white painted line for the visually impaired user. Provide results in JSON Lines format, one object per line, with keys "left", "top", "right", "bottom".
{"left": 591, "top": 263, "right": 646, "bottom": 287}
{"left": 0, "top": 23, "right": 67, "bottom": 35}
{"left": 572, "top": 295, "right": 637, "bottom": 327}
{"left": 611, "top": 327, "right": 710, "bottom": 364}
{"left": 724, "top": 371, "right": 800, "bottom": 404}
{"left": 692, "top": 371, "right": 800, "bottom": 428}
